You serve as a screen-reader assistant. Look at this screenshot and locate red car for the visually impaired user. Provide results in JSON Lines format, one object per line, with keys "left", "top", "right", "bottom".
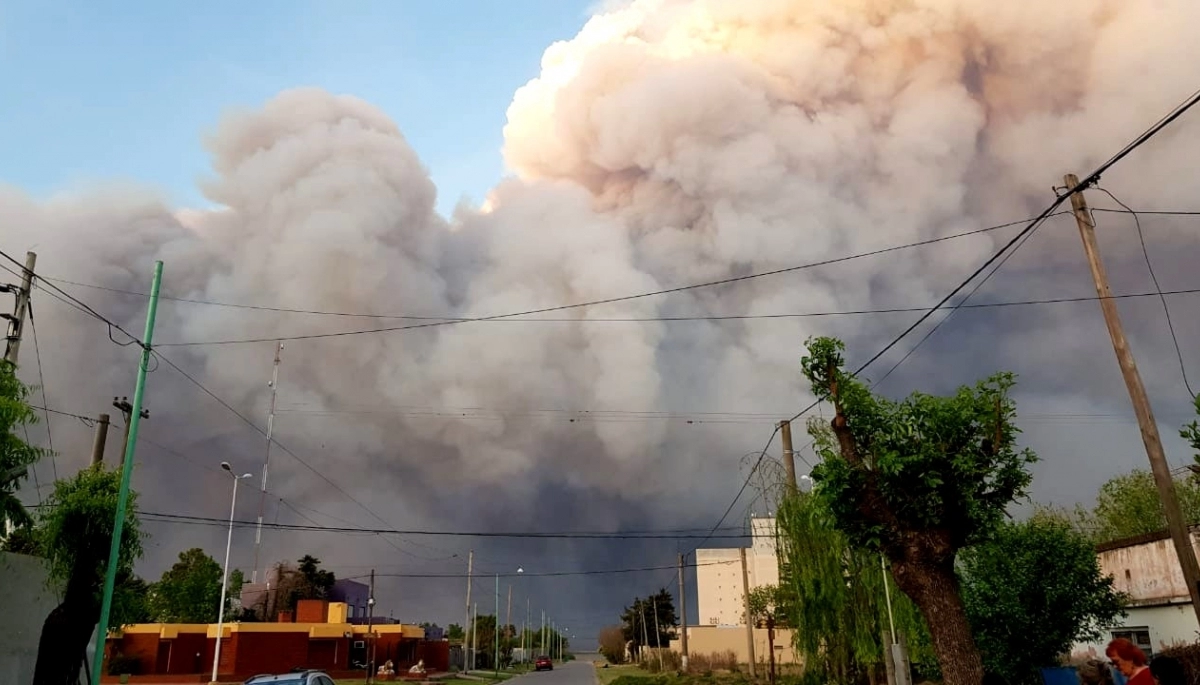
{"left": 535, "top": 656, "right": 553, "bottom": 672}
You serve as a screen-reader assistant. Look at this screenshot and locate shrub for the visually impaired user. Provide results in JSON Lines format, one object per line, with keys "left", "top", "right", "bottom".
{"left": 1157, "top": 642, "right": 1200, "bottom": 685}
{"left": 107, "top": 653, "right": 141, "bottom": 676}
{"left": 640, "top": 648, "right": 682, "bottom": 672}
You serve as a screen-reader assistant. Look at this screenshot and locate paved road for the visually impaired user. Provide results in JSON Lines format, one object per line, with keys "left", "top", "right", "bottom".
{"left": 521, "top": 661, "right": 597, "bottom": 685}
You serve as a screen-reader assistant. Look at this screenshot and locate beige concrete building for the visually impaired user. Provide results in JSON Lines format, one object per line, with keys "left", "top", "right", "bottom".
{"left": 1072, "top": 528, "right": 1200, "bottom": 660}
{"left": 695, "top": 516, "right": 779, "bottom": 627}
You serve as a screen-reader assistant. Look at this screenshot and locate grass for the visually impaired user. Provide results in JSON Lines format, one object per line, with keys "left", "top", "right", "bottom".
{"left": 594, "top": 664, "right": 654, "bottom": 685}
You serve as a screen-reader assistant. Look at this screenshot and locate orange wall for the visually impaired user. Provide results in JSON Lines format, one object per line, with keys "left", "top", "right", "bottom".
{"left": 296, "top": 600, "right": 329, "bottom": 623}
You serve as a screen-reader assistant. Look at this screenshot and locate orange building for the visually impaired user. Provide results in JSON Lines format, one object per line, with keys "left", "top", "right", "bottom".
{"left": 101, "top": 600, "right": 448, "bottom": 683}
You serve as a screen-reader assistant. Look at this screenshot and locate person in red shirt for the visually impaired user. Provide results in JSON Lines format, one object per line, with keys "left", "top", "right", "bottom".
{"left": 1107, "top": 638, "right": 1153, "bottom": 685}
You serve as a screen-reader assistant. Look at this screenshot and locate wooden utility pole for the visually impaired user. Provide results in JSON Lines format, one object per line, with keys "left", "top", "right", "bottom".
{"left": 740, "top": 547, "right": 756, "bottom": 677}
{"left": 652, "top": 597, "right": 664, "bottom": 671}
{"left": 3, "top": 251, "right": 35, "bottom": 367}
{"left": 1065, "top": 173, "right": 1200, "bottom": 623}
{"left": 678, "top": 553, "right": 689, "bottom": 670}
{"left": 506, "top": 583, "right": 513, "bottom": 654}
{"left": 112, "top": 396, "right": 149, "bottom": 459}
{"left": 779, "top": 420, "right": 797, "bottom": 492}
{"left": 90, "top": 413, "right": 110, "bottom": 466}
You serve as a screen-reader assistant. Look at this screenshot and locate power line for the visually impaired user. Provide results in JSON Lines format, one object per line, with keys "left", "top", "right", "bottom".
{"left": 38, "top": 206, "right": 1198, "bottom": 323}
{"left": 0, "top": 249, "right": 146, "bottom": 349}
{"left": 1093, "top": 208, "right": 1200, "bottom": 217}
{"left": 866, "top": 85, "right": 1200, "bottom": 388}
{"left": 1096, "top": 187, "right": 1196, "bottom": 399}
{"left": 26, "top": 295, "right": 57, "bottom": 481}
{"left": 152, "top": 215, "right": 1055, "bottom": 347}
{"left": 697, "top": 84, "right": 1200, "bottom": 558}
{"left": 135, "top": 510, "right": 750, "bottom": 539}
{"left": 353, "top": 561, "right": 733, "bottom": 580}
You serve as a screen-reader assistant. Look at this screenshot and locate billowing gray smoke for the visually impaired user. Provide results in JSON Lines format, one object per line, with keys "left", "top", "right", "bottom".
{"left": 5, "top": 0, "right": 1200, "bottom": 635}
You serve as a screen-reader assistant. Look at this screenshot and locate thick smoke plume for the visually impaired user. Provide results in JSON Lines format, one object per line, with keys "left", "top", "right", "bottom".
{"left": 4, "top": 0, "right": 1200, "bottom": 630}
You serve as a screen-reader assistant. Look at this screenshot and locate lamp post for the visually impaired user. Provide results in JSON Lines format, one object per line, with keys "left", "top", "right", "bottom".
{"left": 212, "top": 462, "right": 252, "bottom": 685}
{"left": 516, "top": 568, "right": 524, "bottom": 666}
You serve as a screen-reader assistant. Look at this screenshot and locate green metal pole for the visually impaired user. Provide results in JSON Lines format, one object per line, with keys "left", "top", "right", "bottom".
{"left": 90, "top": 261, "right": 163, "bottom": 683}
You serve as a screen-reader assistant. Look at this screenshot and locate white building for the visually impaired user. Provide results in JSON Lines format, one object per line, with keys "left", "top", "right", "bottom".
{"left": 695, "top": 516, "right": 779, "bottom": 626}
{"left": 1073, "top": 529, "right": 1200, "bottom": 660}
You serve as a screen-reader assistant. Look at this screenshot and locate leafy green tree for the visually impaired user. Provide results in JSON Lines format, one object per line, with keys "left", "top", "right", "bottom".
{"left": 112, "top": 571, "right": 153, "bottom": 626}
{"left": 800, "top": 336, "right": 1037, "bottom": 685}
{"left": 747, "top": 584, "right": 788, "bottom": 628}
{"left": 297, "top": 554, "right": 336, "bottom": 598}
{"left": 0, "top": 362, "right": 48, "bottom": 531}
{"left": 266, "top": 555, "right": 337, "bottom": 615}
{"left": 620, "top": 589, "right": 676, "bottom": 653}
{"left": 31, "top": 465, "right": 143, "bottom": 685}
{"left": 470, "top": 614, "right": 498, "bottom": 669}
{"left": 448, "top": 623, "right": 465, "bottom": 641}
{"left": 1074, "top": 470, "right": 1200, "bottom": 543}
{"left": 147, "top": 548, "right": 223, "bottom": 623}
{"left": 1183, "top": 396, "right": 1200, "bottom": 462}
{"left": 778, "top": 488, "right": 935, "bottom": 685}
{"left": 960, "top": 514, "right": 1126, "bottom": 685}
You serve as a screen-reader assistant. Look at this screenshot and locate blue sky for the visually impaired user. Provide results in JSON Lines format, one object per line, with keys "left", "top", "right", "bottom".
{"left": 0, "top": 0, "right": 595, "bottom": 215}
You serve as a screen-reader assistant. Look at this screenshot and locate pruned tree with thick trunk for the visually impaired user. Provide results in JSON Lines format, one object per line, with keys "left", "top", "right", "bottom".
{"left": 800, "top": 337, "right": 1036, "bottom": 685}
{"left": 31, "top": 466, "right": 144, "bottom": 685}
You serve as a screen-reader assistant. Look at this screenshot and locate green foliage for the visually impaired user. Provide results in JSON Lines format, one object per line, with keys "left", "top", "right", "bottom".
{"left": 799, "top": 336, "right": 1037, "bottom": 685}
{"left": 1, "top": 522, "right": 41, "bottom": 554}
{"left": 0, "top": 362, "right": 49, "bottom": 531}
{"left": 147, "top": 547, "right": 223, "bottom": 623}
{"left": 37, "top": 467, "right": 143, "bottom": 605}
{"left": 112, "top": 571, "right": 153, "bottom": 626}
{"left": 228, "top": 568, "right": 245, "bottom": 598}
{"left": 746, "top": 584, "right": 790, "bottom": 627}
{"left": 621, "top": 589, "right": 677, "bottom": 650}
{"left": 960, "top": 516, "right": 1127, "bottom": 685}
{"left": 777, "top": 491, "right": 935, "bottom": 685}
{"left": 448, "top": 623, "right": 465, "bottom": 641}
{"left": 1183, "top": 395, "right": 1200, "bottom": 460}
{"left": 107, "top": 652, "right": 141, "bottom": 676}
{"left": 297, "top": 553, "right": 336, "bottom": 596}
{"left": 270, "top": 555, "right": 338, "bottom": 614}
{"left": 1074, "top": 470, "right": 1200, "bottom": 543}
{"left": 471, "top": 613, "right": 499, "bottom": 668}
{"left": 800, "top": 337, "right": 1037, "bottom": 556}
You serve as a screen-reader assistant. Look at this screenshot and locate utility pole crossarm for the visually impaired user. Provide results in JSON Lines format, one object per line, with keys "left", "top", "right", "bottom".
{"left": 3, "top": 251, "right": 35, "bottom": 367}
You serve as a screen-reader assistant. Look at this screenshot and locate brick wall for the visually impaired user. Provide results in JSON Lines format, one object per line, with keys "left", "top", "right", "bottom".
{"left": 166, "top": 634, "right": 208, "bottom": 674}
{"left": 296, "top": 600, "right": 329, "bottom": 623}
{"left": 227, "top": 632, "right": 309, "bottom": 676}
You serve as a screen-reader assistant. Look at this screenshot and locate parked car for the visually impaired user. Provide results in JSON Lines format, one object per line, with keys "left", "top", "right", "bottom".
{"left": 244, "top": 670, "right": 336, "bottom": 685}
{"left": 535, "top": 656, "right": 553, "bottom": 672}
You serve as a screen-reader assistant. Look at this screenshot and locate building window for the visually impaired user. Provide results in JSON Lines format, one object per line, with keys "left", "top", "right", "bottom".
{"left": 1111, "top": 629, "right": 1153, "bottom": 660}
{"left": 348, "top": 605, "right": 355, "bottom": 618}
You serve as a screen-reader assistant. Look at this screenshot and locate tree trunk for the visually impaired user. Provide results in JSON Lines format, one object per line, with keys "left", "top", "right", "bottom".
{"left": 889, "top": 555, "right": 982, "bottom": 685}
{"left": 33, "top": 576, "right": 101, "bottom": 685}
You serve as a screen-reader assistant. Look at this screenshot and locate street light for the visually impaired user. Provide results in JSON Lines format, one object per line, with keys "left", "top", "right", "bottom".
{"left": 516, "top": 568, "right": 524, "bottom": 666}
{"left": 212, "top": 462, "right": 252, "bottom": 685}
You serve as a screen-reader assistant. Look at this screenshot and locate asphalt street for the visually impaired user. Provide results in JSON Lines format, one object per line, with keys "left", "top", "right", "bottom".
{"left": 521, "top": 660, "right": 598, "bottom": 685}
